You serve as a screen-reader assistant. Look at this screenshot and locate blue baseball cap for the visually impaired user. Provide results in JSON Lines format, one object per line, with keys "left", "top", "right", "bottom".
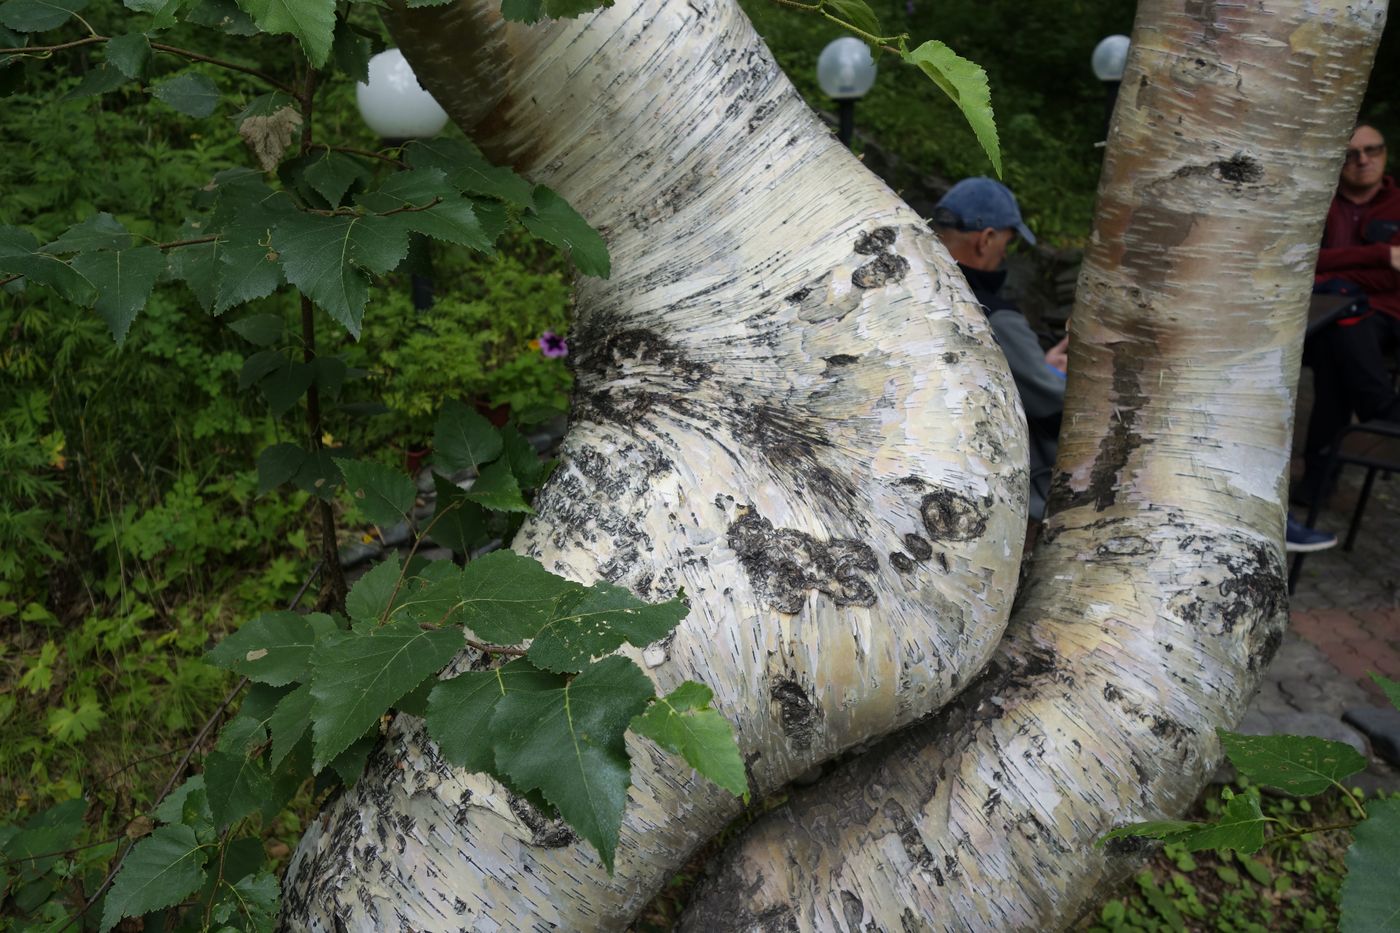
{"left": 932, "top": 177, "right": 1036, "bottom": 246}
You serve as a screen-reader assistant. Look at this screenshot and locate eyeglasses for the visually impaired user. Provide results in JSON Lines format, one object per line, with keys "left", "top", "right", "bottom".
{"left": 1345, "top": 143, "right": 1386, "bottom": 164}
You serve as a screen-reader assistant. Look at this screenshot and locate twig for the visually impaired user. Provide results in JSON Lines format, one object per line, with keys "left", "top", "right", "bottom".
{"left": 464, "top": 637, "right": 528, "bottom": 657}
{"left": 331, "top": 145, "right": 407, "bottom": 166}
{"left": 0, "top": 36, "right": 295, "bottom": 95}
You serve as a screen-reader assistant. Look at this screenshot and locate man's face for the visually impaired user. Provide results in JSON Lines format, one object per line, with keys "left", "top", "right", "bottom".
{"left": 1342, "top": 125, "right": 1387, "bottom": 191}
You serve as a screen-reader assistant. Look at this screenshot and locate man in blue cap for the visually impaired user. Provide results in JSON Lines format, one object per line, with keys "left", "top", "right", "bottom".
{"left": 932, "top": 177, "right": 1066, "bottom": 522}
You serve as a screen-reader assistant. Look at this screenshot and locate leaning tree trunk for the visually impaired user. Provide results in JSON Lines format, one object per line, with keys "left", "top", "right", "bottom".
{"left": 282, "top": 0, "right": 1029, "bottom": 928}
{"left": 678, "top": 1, "right": 1386, "bottom": 929}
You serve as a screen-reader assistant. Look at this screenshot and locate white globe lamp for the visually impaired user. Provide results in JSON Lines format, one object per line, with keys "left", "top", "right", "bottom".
{"left": 816, "top": 37, "right": 877, "bottom": 147}
{"left": 355, "top": 49, "right": 449, "bottom": 141}
{"left": 1091, "top": 34, "right": 1130, "bottom": 82}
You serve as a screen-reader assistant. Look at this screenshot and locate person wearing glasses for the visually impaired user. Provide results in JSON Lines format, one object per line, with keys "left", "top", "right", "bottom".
{"left": 1294, "top": 121, "right": 1400, "bottom": 517}
{"left": 929, "top": 178, "right": 1066, "bottom": 524}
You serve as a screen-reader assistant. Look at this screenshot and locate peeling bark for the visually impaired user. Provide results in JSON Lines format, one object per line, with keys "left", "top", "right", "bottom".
{"left": 680, "top": 1, "right": 1386, "bottom": 928}
{"left": 281, "top": 0, "right": 1026, "bottom": 928}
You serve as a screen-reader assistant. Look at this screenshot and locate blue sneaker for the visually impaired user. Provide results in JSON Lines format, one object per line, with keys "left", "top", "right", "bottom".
{"left": 1286, "top": 515, "right": 1337, "bottom": 553}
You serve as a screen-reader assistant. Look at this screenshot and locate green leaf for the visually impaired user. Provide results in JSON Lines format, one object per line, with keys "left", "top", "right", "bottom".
{"left": 1101, "top": 793, "right": 1269, "bottom": 855}
{"left": 257, "top": 357, "right": 313, "bottom": 416}
{"left": 43, "top": 213, "right": 131, "bottom": 253}
{"left": 1220, "top": 729, "right": 1367, "bottom": 797}
{"left": 1342, "top": 797, "right": 1400, "bottom": 932}
{"left": 500, "top": 424, "right": 549, "bottom": 489}
{"left": 433, "top": 399, "right": 502, "bottom": 474}
{"left": 236, "top": 0, "right": 335, "bottom": 66}
{"left": 630, "top": 681, "right": 747, "bottom": 798}
{"left": 405, "top": 138, "right": 534, "bottom": 206}
{"left": 3, "top": 798, "right": 86, "bottom": 878}
{"left": 152, "top": 776, "right": 209, "bottom": 828}
{"left": 268, "top": 682, "right": 312, "bottom": 769}
{"left": 46, "top": 698, "right": 105, "bottom": 742}
{"left": 499, "top": 0, "right": 542, "bottom": 22}
{"left": 327, "top": 733, "right": 375, "bottom": 786}
{"left": 273, "top": 212, "right": 407, "bottom": 337}
{"left": 427, "top": 473, "right": 489, "bottom": 555}
{"left": 345, "top": 553, "right": 403, "bottom": 626}
{"left": 901, "top": 40, "right": 1001, "bottom": 177}
{"left": 463, "top": 458, "right": 531, "bottom": 513}
{"left": 358, "top": 170, "right": 493, "bottom": 252}
{"left": 204, "top": 715, "right": 271, "bottom": 827}
{"left": 215, "top": 241, "right": 283, "bottom": 314}
{"left": 492, "top": 655, "right": 653, "bottom": 871}
{"left": 106, "top": 33, "right": 150, "bottom": 78}
{"left": 187, "top": 0, "right": 257, "bottom": 34}
{"left": 152, "top": 71, "right": 220, "bottom": 118}
{"left": 335, "top": 457, "right": 417, "bottom": 528}
{"left": 0, "top": 226, "right": 96, "bottom": 304}
{"left": 1372, "top": 673, "right": 1400, "bottom": 712}
{"left": 216, "top": 870, "right": 279, "bottom": 933}
{"left": 0, "top": 0, "right": 87, "bottom": 31}
{"left": 99, "top": 823, "right": 208, "bottom": 932}
{"left": 825, "top": 0, "right": 880, "bottom": 42}
{"left": 452, "top": 550, "right": 584, "bottom": 644}
{"left": 425, "top": 659, "right": 565, "bottom": 771}
{"left": 523, "top": 186, "right": 610, "bottom": 278}
{"left": 330, "top": 15, "right": 370, "bottom": 83}
{"left": 229, "top": 312, "right": 284, "bottom": 346}
{"left": 205, "top": 610, "right": 336, "bottom": 685}
{"left": 500, "top": 0, "right": 611, "bottom": 20}
{"left": 170, "top": 224, "right": 220, "bottom": 311}
{"left": 70, "top": 246, "right": 167, "bottom": 344}
{"left": 528, "top": 582, "right": 688, "bottom": 673}
{"left": 308, "top": 620, "right": 463, "bottom": 770}
{"left": 311, "top": 354, "right": 347, "bottom": 397}
{"left": 62, "top": 63, "right": 128, "bottom": 100}
{"left": 239, "top": 348, "right": 286, "bottom": 390}
{"left": 302, "top": 149, "right": 367, "bottom": 208}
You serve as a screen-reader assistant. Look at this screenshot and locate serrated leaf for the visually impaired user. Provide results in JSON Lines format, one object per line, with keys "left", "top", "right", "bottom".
{"left": 405, "top": 137, "right": 534, "bottom": 206}
{"left": 1098, "top": 819, "right": 1202, "bottom": 847}
{"left": 1180, "top": 793, "right": 1269, "bottom": 854}
{"left": 99, "top": 823, "right": 208, "bottom": 932}
{"left": 205, "top": 715, "right": 271, "bottom": 827}
{"left": 123, "top": 0, "right": 185, "bottom": 29}
{"left": 236, "top": 0, "right": 335, "bottom": 66}
{"left": 499, "top": 0, "right": 542, "bottom": 21}
{"left": 308, "top": 621, "right": 463, "bottom": 769}
{"left": 215, "top": 870, "right": 279, "bottom": 933}
{"left": 187, "top": 0, "right": 257, "bottom": 34}
{"left": 47, "top": 699, "right": 105, "bottom": 741}
{"left": 273, "top": 212, "right": 407, "bottom": 337}
{"left": 335, "top": 457, "right": 417, "bottom": 528}
{"left": 170, "top": 225, "right": 220, "bottom": 311}
{"left": 631, "top": 681, "right": 747, "bottom": 799}
{"left": 0, "top": 0, "right": 87, "bottom": 31}
{"left": 205, "top": 610, "right": 335, "bottom": 685}
{"left": 825, "top": 0, "right": 879, "bottom": 42}
{"left": 43, "top": 213, "right": 131, "bottom": 253}
{"left": 1220, "top": 729, "right": 1366, "bottom": 797}
{"left": 345, "top": 553, "right": 404, "bottom": 626}
{"left": 268, "top": 682, "right": 312, "bottom": 769}
{"left": 330, "top": 15, "right": 369, "bottom": 83}
{"left": 528, "top": 582, "right": 688, "bottom": 673}
{"left": 152, "top": 71, "right": 220, "bottom": 118}
{"left": 500, "top": 424, "right": 549, "bottom": 488}
{"left": 216, "top": 241, "right": 283, "bottom": 313}
{"left": 106, "top": 33, "right": 150, "bottom": 78}
{"left": 452, "top": 549, "right": 584, "bottom": 644}
{"left": 152, "top": 776, "right": 208, "bottom": 827}
{"left": 258, "top": 357, "right": 313, "bottom": 416}
{"left": 293, "top": 447, "right": 340, "bottom": 499}
{"left": 239, "top": 348, "right": 285, "bottom": 390}
{"left": 523, "top": 186, "right": 609, "bottom": 278}
{"left": 425, "top": 659, "right": 565, "bottom": 771}
{"left": 71, "top": 246, "right": 166, "bottom": 344}
{"left": 303, "top": 150, "right": 366, "bottom": 208}
{"left": 62, "top": 63, "right": 127, "bottom": 99}
{"left": 901, "top": 41, "right": 1001, "bottom": 177}
{"left": 311, "top": 354, "right": 346, "bottom": 397}
{"left": 427, "top": 473, "right": 489, "bottom": 555}
{"left": 229, "top": 312, "right": 284, "bottom": 346}
{"left": 463, "top": 458, "right": 531, "bottom": 513}
{"left": 492, "top": 655, "right": 653, "bottom": 871}
{"left": 358, "top": 170, "right": 493, "bottom": 252}
{"left": 1342, "top": 797, "right": 1400, "bottom": 931}
{"left": 433, "top": 399, "right": 502, "bottom": 474}
{"left": 327, "top": 733, "right": 375, "bottom": 786}
{"left": 0, "top": 226, "right": 96, "bottom": 304}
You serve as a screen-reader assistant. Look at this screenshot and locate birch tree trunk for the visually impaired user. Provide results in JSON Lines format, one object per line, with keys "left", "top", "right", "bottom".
{"left": 281, "top": 1, "right": 1028, "bottom": 928}
{"left": 678, "top": 1, "right": 1387, "bottom": 929}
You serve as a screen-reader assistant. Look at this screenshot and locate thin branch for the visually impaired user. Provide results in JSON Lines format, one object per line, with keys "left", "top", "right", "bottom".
{"left": 149, "top": 42, "right": 296, "bottom": 95}
{"left": 0, "top": 35, "right": 103, "bottom": 55}
{"left": 331, "top": 145, "right": 407, "bottom": 167}
{"left": 464, "top": 637, "right": 528, "bottom": 657}
{"left": 1, "top": 832, "right": 126, "bottom": 867}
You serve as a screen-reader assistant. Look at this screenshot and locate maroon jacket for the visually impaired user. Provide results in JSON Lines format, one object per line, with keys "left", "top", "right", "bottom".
{"left": 1316, "top": 175, "right": 1400, "bottom": 320}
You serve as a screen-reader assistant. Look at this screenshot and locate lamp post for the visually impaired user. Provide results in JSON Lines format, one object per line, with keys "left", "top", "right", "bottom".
{"left": 356, "top": 49, "right": 450, "bottom": 310}
{"left": 1091, "top": 34, "right": 1130, "bottom": 144}
{"left": 817, "top": 37, "right": 877, "bottom": 148}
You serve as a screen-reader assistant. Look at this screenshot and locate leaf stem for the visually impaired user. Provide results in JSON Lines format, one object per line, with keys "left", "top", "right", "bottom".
{"left": 464, "top": 637, "right": 528, "bottom": 657}
{"left": 331, "top": 145, "right": 406, "bottom": 167}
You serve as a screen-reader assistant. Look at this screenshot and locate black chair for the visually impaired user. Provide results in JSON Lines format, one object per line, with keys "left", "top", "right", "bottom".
{"left": 1289, "top": 419, "right": 1400, "bottom": 592}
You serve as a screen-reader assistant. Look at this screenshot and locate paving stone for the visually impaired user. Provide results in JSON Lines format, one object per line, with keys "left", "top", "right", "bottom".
{"left": 338, "top": 540, "right": 382, "bottom": 568}
{"left": 1343, "top": 706, "right": 1400, "bottom": 767}
{"left": 1260, "top": 711, "right": 1368, "bottom": 757}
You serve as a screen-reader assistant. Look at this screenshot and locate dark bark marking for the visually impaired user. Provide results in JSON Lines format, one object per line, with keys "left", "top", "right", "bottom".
{"left": 824, "top": 353, "right": 859, "bottom": 367}
{"left": 942, "top": 351, "right": 960, "bottom": 364}
{"left": 507, "top": 792, "right": 578, "bottom": 848}
{"left": 882, "top": 799, "right": 935, "bottom": 867}
{"left": 571, "top": 322, "right": 714, "bottom": 427}
{"left": 851, "top": 252, "right": 910, "bottom": 289}
{"left": 890, "top": 552, "right": 915, "bottom": 573}
{"left": 854, "top": 226, "right": 897, "bottom": 255}
{"left": 785, "top": 286, "right": 812, "bottom": 303}
{"left": 1094, "top": 534, "right": 1158, "bottom": 559}
{"left": 903, "top": 533, "right": 933, "bottom": 561}
{"left": 920, "top": 489, "right": 990, "bottom": 542}
{"left": 727, "top": 509, "right": 878, "bottom": 612}
{"left": 1171, "top": 153, "right": 1265, "bottom": 188}
{"left": 770, "top": 678, "right": 821, "bottom": 749}
{"left": 1049, "top": 343, "right": 1149, "bottom": 513}
{"left": 840, "top": 890, "right": 865, "bottom": 928}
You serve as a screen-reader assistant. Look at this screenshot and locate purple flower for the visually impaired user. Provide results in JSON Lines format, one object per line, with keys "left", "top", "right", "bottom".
{"left": 538, "top": 330, "right": 569, "bottom": 358}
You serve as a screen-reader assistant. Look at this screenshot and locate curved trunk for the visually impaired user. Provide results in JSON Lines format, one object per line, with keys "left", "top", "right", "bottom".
{"left": 282, "top": 1, "right": 1026, "bottom": 928}
{"left": 679, "top": 1, "right": 1386, "bottom": 928}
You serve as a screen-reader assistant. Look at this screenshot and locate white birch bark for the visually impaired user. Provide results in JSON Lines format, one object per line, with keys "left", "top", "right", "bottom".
{"left": 678, "top": 1, "right": 1387, "bottom": 929}
{"left": 281, "top": 1, "right": 1027, "bottom": 927}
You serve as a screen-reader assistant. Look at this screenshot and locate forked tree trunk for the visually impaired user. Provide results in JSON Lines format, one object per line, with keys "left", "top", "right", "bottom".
{"left": 678, "top": 1, "right": 1386, "bottom": 929}
{"left": 281, "top": 0, "right": 1029, "bottom": 928}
